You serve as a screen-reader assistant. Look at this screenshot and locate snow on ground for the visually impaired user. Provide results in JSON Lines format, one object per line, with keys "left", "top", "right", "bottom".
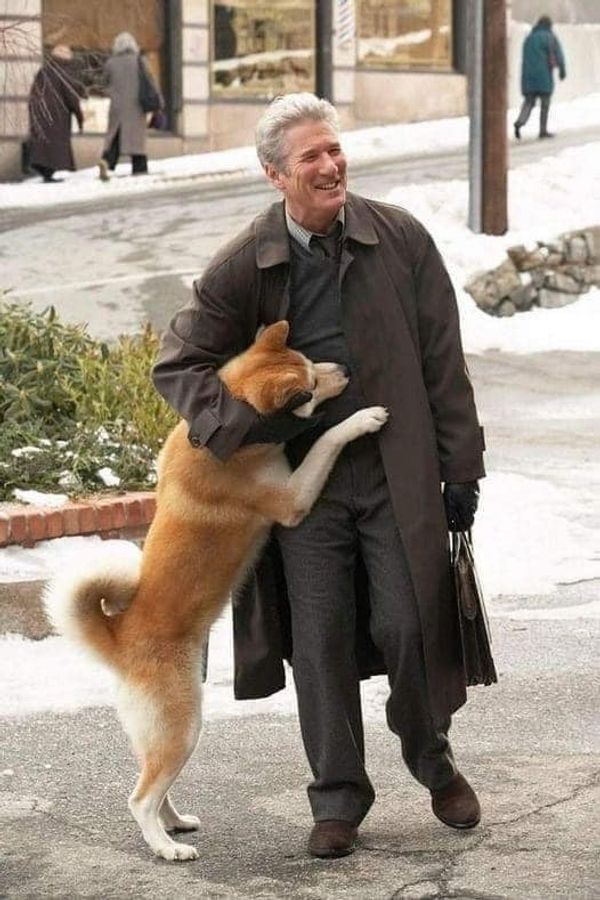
{"left": 1, "top": 97, "right": 600, "bottom": 719}
{"left": 389, "top": 141, "right": 600, "bottom": 354}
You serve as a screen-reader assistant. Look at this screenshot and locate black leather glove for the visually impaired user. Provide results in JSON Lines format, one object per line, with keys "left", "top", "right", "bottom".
{"left": 242, "top": 391, "right": 322, "bottom": 445}
{"left": 443, "top": 481, "right": 480, "bottom": 532}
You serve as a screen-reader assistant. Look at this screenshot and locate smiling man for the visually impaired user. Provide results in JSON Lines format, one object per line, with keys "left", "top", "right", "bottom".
{"left": 153, "top": 93, "right": 485, "bottom": 858}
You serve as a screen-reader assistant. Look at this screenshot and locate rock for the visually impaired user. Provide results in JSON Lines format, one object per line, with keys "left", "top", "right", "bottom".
{"left": 582, "top": 264, "right": 600, "bottom": 286}
{"left": 564, "top": 234, "right": 589, "bottom": 264}
{"left": 465, "top": 227, "right": 599, "bottom": 318}
{"left": 510, "top": 283, "right": 537, "bottom": 311}
{"left": 530, "top": 267, "right": 546, "bottom": 288}
{"left": 560, "top": 264, "right": 588, "bottom": 283}
{"left": 581, "top": 226, "right": 600, "bottom": 263}
{"left": 543, "top": 271, "right": 587, "bottom": 294}
{"left": 494, "top": 259, "right": 522, "bottom": 295}
{"left": 464, "top": 261, "right": 521, "bottom": 312}
{"left": 507, "top": 244, "right": 546, "bottom": 271}
{"left": 539, "top": 238, "right": 566, "bottom": 258}
{"left": 497, "top": 299, "right": 516, "bottom": 317}
{"left": 538, "top": 289, "right": 580, "bottom": 309}
{"left": 463, "top": 272, "right": 499, "bottom": 312}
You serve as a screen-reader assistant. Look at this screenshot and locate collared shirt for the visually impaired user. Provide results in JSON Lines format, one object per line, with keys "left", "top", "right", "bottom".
{"left": 285, "top": 206, "right": 346, "bottom": 254}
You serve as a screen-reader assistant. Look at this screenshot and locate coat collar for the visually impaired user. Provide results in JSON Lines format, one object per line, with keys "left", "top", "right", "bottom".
{"left": 255, "top": 192, "right": 379, "bottom": 269}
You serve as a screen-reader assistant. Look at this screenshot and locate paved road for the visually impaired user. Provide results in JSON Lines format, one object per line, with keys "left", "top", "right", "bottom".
{"left": 1, "top": 612, "right": 599, "bottom": 899}
{"left": 2, "top": 124, "right": 599, "bottom": 342}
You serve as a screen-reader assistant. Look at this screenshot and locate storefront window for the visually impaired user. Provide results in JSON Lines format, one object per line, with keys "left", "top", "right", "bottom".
{"left": 357, "top": 0, "right": 452, "bottom": 71}
{"left": 42, "top": 0, "right": 166, "bottom": 132}
{"left": 211, "top": 0, "right": 315, "bottom": 99}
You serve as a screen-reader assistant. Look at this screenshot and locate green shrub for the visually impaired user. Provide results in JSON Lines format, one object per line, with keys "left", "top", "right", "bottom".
{"left": 0, "top": 300, "right": 178, "bottom": 500}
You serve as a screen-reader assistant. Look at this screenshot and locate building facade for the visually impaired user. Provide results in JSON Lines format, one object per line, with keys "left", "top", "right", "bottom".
{"left": 0, "top": 0, "right": 469, "bottom": 178}
{"left": 1, "top": 0, "right": 599, "bottom": 180}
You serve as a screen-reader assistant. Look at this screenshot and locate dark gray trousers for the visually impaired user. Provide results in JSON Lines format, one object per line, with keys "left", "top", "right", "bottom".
{"left": 275, "top": 435, "right": 456, "bottom": 825}
{"left": 515, "top": 92, "right": 551, "bottom": 135}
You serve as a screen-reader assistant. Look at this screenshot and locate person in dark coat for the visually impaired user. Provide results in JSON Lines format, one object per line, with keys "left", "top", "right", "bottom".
{"left": 27, "top": 44, "right": 84, "bottom": 183}
{"left": 152, "top": 93, "right": 486, "bottom": 859}
{"left": 99, "top": 32, "right": 161, "bottom": 181}
{"left": 514, "top": 15, "right": 566, "bottom": 140}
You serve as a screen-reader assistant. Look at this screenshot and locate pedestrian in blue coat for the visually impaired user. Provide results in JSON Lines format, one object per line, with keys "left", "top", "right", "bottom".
{"left": 514, "top": 16, "right": 566, "bottom": 140}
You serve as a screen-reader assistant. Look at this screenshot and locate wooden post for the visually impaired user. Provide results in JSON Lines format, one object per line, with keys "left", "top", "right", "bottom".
{"left": 468, "top": 0, "right": 507, "bottom": 234}
{"left": 481, "top": 0, "right": 508, "bottom": 234}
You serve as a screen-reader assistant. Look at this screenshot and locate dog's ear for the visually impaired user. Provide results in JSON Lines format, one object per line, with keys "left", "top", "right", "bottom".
{"left": 257, "top": 321, "right": 289, "bottom": 350}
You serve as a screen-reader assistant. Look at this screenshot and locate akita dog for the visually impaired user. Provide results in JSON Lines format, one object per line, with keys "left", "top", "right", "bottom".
{"left": 44, "top": 321, "right": 388, "bottom": 862}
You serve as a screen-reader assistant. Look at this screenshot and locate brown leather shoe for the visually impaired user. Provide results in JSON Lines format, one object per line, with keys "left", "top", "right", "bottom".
{"left": 430, "top": 772, "right": 481, "bottom": 829}
{"left": 308, "top": 820, "right": 358, "bottom": 858}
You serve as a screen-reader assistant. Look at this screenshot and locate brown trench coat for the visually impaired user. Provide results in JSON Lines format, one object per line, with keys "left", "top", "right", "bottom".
{"left": 152, "top": 192, "right": 486, "bottom": 723}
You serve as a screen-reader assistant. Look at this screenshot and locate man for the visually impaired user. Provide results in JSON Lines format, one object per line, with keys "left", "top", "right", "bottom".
{"left": 153, "top": 93, "right": 485, "bottom": 859}
{"left": 514, "top": 15, "right": 566, "bottom": 140}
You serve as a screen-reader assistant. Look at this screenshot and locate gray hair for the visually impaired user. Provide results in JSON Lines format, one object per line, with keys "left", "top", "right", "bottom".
{"left": 112, "top": 32, "right": 139, "bottom": 55}
{"left": 255, "top": 92, "right": 340, "bottom": 171}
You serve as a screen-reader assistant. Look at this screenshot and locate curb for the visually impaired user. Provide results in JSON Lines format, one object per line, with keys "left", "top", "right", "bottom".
{"left": 0, "top": 492, "right": 156, "bottom": 548}
{"left": 0, "top": 493, "right": 156, "bottom": 639}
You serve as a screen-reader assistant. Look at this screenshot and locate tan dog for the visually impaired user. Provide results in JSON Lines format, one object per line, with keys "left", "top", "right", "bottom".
{"left": 44, "top": 321, "right": 388, "bottom": 861}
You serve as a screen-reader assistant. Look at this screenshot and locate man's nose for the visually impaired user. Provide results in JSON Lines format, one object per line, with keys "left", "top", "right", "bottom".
{"left": 319, "top": 153, "right": 338, "bottom": 175}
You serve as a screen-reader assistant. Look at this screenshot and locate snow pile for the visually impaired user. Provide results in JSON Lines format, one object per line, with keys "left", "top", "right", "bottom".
{"left": 386, "top": 142, "right": 600, "bottom": 355}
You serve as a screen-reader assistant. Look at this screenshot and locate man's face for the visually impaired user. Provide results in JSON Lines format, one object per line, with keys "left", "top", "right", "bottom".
{"left": 265, "top": 119, "right": 347, "bottom": 232}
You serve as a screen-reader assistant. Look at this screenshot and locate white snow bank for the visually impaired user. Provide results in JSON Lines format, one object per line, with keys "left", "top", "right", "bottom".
{"left": 386, "top": 142, "right": 600, "bottom": 355}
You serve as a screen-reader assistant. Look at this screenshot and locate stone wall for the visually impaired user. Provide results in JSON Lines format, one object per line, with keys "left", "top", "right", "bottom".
{"left": 464, "top": 226, "right": 600, "bottom": 317}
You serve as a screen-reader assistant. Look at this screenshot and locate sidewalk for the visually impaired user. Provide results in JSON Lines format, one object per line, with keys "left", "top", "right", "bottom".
{"left": 1, "top": 605, "right": 599, "bottom": 899}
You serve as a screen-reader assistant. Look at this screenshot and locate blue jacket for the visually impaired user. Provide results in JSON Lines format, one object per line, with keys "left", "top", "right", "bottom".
{"left": 521, "top": 22, "right": 566, "bottom": 95}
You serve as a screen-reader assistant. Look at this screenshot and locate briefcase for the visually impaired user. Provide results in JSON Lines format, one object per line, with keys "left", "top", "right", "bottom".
{"left": 451, "top": 531, "right": 498, "bottom": 686}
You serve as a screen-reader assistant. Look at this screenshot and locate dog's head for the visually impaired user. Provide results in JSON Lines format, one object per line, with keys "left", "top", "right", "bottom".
{"left": 219, "top": 322, "right": 318, "bottom": 416}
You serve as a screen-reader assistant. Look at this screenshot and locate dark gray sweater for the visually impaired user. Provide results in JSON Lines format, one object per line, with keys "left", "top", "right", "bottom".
{"left": 286, "top": 236, "right": 366, "bottom": 463}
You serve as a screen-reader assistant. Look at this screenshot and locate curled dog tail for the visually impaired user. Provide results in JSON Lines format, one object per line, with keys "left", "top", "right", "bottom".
{"left": 43, "top": 540, "right": 142, "bottom": 670}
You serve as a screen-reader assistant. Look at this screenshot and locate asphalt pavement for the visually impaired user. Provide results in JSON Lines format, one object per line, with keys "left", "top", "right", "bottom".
{"left": 1, "top": 608, "right": 599, "bottom": 899}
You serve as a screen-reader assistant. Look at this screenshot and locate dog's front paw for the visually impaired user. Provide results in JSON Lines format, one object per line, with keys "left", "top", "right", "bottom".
{"left": 155, "top": 839, "right": 199, "bottom": 862}
{"left": 314, "top": 362, "right": 349, "bottom": 401}
{"left": 344, "top": 406, "right": 389, "bottom": 438}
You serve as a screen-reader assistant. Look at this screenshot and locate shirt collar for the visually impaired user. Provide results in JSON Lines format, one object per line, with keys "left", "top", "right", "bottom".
{"left": 255, "top": 194, "right": 378, "bottom": 269}
{"left": 285, "top": 206, "right": 346, "bottom": 253}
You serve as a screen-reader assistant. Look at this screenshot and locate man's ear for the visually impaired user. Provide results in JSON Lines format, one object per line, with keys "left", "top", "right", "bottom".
{"left": 265, "top": 163, "right": 284, "bottom": 191}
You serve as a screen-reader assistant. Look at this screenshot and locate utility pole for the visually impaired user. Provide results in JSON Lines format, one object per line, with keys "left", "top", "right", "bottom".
{"left": 468, "top": 0, "right": 508, "bottom": 234}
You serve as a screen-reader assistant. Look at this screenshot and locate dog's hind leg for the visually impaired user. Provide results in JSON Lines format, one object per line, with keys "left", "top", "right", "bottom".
{"left": 117, "top": 679, "right": 202, "bottom": 861}
{"left": 160, "top": 793, "right": 200, "bottom": 832}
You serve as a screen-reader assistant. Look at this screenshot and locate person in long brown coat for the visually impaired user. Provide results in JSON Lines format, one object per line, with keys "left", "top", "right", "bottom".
{"left": 27, "top": 44, "right": 83, "bottom": 183}
{"left": 152, "top": 93, "right": 486, "bottom": 859}
{"left": 98, "top": 32, "right": 159, "bottom": 180}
